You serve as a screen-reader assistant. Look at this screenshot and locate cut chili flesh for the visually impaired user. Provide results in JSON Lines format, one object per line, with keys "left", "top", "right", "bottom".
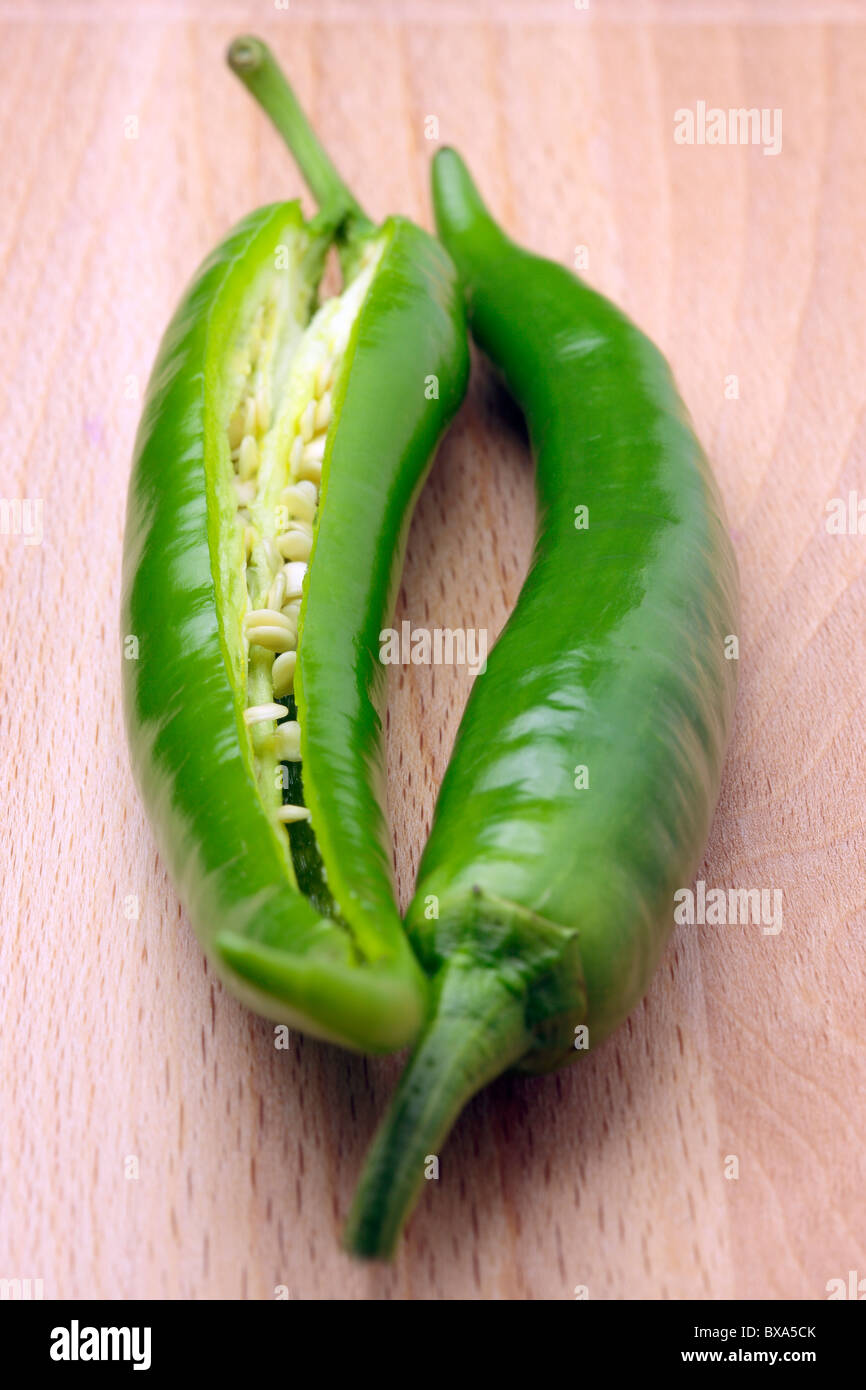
{"left": 224, "top": 238, "right": 385, "bottom": 909}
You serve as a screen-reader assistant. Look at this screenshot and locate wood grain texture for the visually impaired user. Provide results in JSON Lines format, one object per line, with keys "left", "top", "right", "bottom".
{"left": 1, "top": 0, "right": 864, "bottom": 1300}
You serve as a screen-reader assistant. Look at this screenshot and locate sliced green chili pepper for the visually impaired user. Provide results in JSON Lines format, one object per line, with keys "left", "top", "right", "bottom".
{"left": 120, "top": 42, "right": 468, "bottom": 1054}
{"left": 345, "top": 148, "right": 740, "bottom": 1256}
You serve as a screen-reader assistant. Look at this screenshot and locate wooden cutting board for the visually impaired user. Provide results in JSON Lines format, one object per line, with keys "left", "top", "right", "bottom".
{"left": 2, "top": 0, "right": 864, "bottom": 1300}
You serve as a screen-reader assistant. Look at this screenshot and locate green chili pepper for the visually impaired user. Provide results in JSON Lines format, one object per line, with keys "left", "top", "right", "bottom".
{"left": 120, "top": 41, "right": 468, "bottom": 1054}
{"left": 345, "top": 148, "right": 740, "bottom": 1257}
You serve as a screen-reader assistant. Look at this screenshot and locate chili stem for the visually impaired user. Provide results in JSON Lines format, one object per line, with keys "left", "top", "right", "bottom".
{"left": 343, "top": 956, "right": 529, "bottom": 1259}
{"left": 227, "top": 35, "right": 371, "bottom": 235}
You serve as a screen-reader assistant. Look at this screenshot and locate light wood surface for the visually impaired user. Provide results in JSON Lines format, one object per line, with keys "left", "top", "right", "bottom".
{"left": 2, "top": 0, "right": 864, "bottom": 1301}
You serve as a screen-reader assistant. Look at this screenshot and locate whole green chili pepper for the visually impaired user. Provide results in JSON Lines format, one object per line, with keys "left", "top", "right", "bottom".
{"left": 345, "top": 148, "right": 739, "bottom": 1256}
{"left": 120, "top": 41, "right": 468, "bottom": 1054}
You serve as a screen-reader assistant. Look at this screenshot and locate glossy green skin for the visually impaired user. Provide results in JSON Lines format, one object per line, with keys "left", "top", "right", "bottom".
{"left": 345, "top": 152, "right": 739, "bottom": 1258}
{"left": 121, "top": 200, "right": 468, "bottom": 1053}
{"left": 413, "top": 151, "right": 740, "bottom": 1068}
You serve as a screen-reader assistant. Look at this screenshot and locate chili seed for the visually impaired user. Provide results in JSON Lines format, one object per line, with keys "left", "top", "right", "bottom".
{"left": 271, "top": 650, "right": 297, "bottom": 697}
{"left": 234, "top": 479, "right": 256, "bottom": 505}
{"left": 246, "top": 625, "right": 297, "bottom": 653}
{"left": 282, "top": 562, "right": 307, "bottom": 600}
{"left": 244, "top": 702, "right": 287, "bottom": 726}
{"left": 245, "top": 607, "right": 295, "bottom": 632}
{"left": 267, "top": 571, "right": 287, "bottom": 611}
{"left": 277, "top": 529, "right": 313, "bottom": 562}
{"left": 281, "top": 481, "right": 317, "bottom": 522}
{"left": 274, "top": 720, "right": 302, "bottom": 762}
{"left": 261, "top": 537, "right": 282, "bottom": 575}
{"left": 303, "top": 436, "right": 326, "bottom": 465}
{"left": 315, "top": 356, "right": 334, "bottom": 396}
{"left": 239, "top": 434, "right": 259, "bottom": 480}
{"left": 314, "top": 392, "right": 332, "bottom": 432}
{"left": 300, "top": 399, "right": 316, "bottom": 443}
{"left": 228, "top": 410, "right": 245, "bottom": 450}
